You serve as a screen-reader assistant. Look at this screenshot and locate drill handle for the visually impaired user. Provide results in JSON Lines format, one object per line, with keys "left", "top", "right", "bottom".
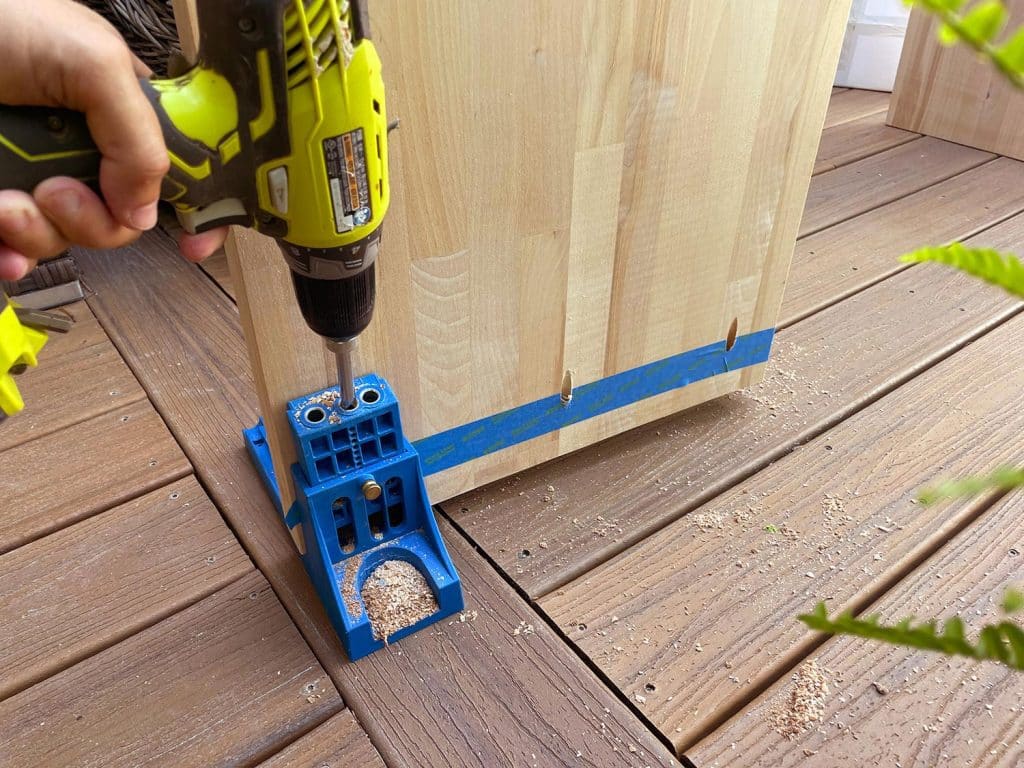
{"left": 0, "top": 76, "right": 257, "bottom": 234}
{"left": 0, "top": 103, "right": 101, "bottom": 194}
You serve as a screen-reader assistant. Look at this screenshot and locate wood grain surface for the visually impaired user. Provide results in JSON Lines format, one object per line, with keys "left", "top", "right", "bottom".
{"left": 822, "top": 88, "right": 890, "bottom": 129}
{"left": 256, "top": 711, "right": 385, "bottom": 768}
{"left": 0, "top": 571, "right": 342, "bottom": 767}
{"left": 201, "top": 0, "right": 850, "bottom": 506}
{"left": 814, "top": 112, "right": 920, "bottom": 174}
{"left": 540, "top": 307, "right": 1024, "bottom": 751}
{"left": 446, "top": 212, "right": 1024, "bottom": 598}
{"left": 0, "top": 400, "right": 191, "bottom": 554}
{"left": 0, "top": 476, "right": 251, "bottom": 699}
{"left": 77, "top": 233, "right": 683, "bottom": 768}
{"left": 782, "top": 157, "right": 1024, "bottom": 326}
{"left": 800, "top": 137, "right": 993, "bottom": 237}
{"left": 692, "top": 490, "right": 1024, "bottom": 767}
{"left": 0, "top": 301, "right": 145, "bottom": 452}
{"left": 889, "top": 2, "right": 1024, "bottom": 160}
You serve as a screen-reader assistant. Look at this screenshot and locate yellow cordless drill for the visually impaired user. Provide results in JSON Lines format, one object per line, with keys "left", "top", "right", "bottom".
{"left": 0, "top": 0, "right": 389, "bottom": 407}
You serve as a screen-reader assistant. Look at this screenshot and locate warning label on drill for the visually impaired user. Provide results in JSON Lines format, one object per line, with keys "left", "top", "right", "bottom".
{"left": 323, "top": 128, "right": 372, "bottom": 234}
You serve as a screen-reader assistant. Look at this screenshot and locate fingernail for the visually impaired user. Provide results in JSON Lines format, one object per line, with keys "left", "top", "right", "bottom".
{"left": 41, "top": 188, "right": 81, "bottom": 219}
{"left": 128, "top": 202, "right": 158, "bottom": 231}
{"left": 0, "top": 201, "right": 31, "bottom": 233}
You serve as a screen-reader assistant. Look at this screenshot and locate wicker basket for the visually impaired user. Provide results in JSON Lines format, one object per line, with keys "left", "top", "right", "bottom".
{"left": 81, "top": 0, "right": 180, "bottom": 75}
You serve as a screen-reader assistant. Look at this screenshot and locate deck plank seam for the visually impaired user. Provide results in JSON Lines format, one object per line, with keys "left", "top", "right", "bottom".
{"left": 1, "top": 462, "right": 194, "bottom": 556}
{"left": 678, "top": 486, "right": 1015, "bottom": 759}
{"left": 434, "top": 502, "right": 683, "bottom": 760}
{"left": 798, "top": 144, "right": 995, "bottom": 239}
{"left": 779, "top": 199, "right": 1024, "bottom": 330}
{"left": 81, "top": 289, "right": 351, "bottom": 713}
{"left": 0, "top": 525, "right": 255, "bottom": 703}
{"left": 463, "top": 278, "right": 1024, "bottom": 600}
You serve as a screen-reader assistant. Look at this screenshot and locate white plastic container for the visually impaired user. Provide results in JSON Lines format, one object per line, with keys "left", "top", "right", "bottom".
{"left": 834, "top": 0, "right": 911, "bottom": 91}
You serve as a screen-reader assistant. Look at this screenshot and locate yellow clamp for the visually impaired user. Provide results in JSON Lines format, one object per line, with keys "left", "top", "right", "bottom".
{"left": 0, "top": 295, "right": 48, "bottom": 416}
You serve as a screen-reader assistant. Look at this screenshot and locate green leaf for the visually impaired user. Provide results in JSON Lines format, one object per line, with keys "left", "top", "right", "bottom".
{"left": 764, "top": 524, "right": 779, "bottom": 534}
{"left": 995, "top": 26, "right": 1024, "bottom": 73}
{"left": 909, "top": 0, "right": 968, "bottom": 11}
{"left": 1002, "top": 621, "right": 1024, "bottom": 665}
{"left": 916, "top": 466, "right": 1024, "bottom": 505}
{"left": 901, "top": 243, "right": 1024, "bottom": 298}
{"left": 959, "top": 0, "right": 1008, "bottom": 43}
{"left": 1003, "top": 588, "right": 1024, "bottom": 614}
{"left": 799, "top": 604, "right": 1024, "bottom": 671}
{"left": 938, "top": 22, "right": 963, "bottom": 45}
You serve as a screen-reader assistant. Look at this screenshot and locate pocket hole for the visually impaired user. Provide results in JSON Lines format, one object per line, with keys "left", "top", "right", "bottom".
{"left": 725, "top": 318, "right": 738, "bottom": 352}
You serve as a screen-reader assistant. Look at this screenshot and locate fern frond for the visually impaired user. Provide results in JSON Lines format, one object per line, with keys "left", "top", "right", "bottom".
{"left": 799, "top": 600, "right": 1024, "bottom": 670}
{"left": 900, "top": 243, "right": 1024, "bottom": 299}
{"left": 915, "top": 466, "right": 1024, "bottom": 505}
{"left": 908, "top": 0, "right": 1024, "bottom": 88}
{"left": 1004, "top": 589, "right": 1024, "bottom": 614}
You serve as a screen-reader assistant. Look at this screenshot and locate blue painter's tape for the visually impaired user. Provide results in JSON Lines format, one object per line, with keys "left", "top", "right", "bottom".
{"left": 413, "top": 327, "right": 775, "bottom": 475}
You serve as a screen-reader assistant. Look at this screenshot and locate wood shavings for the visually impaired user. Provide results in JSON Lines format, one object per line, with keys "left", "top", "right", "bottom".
{"left": 693, "top": 511, "right": 725, "bottom": 531}
{"left": 449, "top": 610, "right": 478, "bottom": 625}
{"left": 362, "top": 560, "right": 439, "bottom": 642}
{"left": 822, "top": 493, "right": 846, "bottom": 517}
{"left": 513, "top": 620, "right": 535, "bottom": 636}
{"left": 768, "top": 660, "right": 830, "bottom": 738}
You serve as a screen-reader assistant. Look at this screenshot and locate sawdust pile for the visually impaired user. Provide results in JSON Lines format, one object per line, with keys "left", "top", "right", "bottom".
{"left": 767, "top": 660, "right": 830, "bottom": 738}
{"left": 362, "top": 560, "right": 439, "bottom": 642}
{"left": 341, "top": 557, "right": 363, "bottom": 618}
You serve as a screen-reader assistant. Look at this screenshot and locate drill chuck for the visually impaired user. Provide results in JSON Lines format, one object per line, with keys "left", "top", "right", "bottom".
{"left": 289, "top": 264, "right": 376, "bottom": 341}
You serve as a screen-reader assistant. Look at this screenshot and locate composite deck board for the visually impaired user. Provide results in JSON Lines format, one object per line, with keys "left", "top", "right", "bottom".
{"left": 822, "top": 88, "right": 890, "bottom": 129}
{"left": 199, "top": 251, "right": 233, "bottom": 298}
{"left": 445, "top": 211, "right": 1024, "bottom": 598}
{"left": 799, "top": 137, "right": 993, "bottom": 237}
{"left": 692, "top": 491, "right": 1024, "bottom": 767}
{"left": 540, "top": 307, "right": 1024, "bottom": 751}
{"left": 782, "top": 156, "right": 1024, "bottom": 326}
{"left": 76, "top": 232, "right": 683, "bottom": 768}
{"left": 0, "top": 400, "right": 191, "bottom": 554}
{"left": 813, "top": 111, "right": 920, "bottom": 174}
{"left": 257, "top": 711, "right": 385, "bottom": 767}
{"left": 0, "top": 571, "right": 342, "bottom": 767}
{"left": 0, "top": 476, "right": 251, "bottom": 699}
{"left": 0, "top": 301, "right": 145, "bottom": 452}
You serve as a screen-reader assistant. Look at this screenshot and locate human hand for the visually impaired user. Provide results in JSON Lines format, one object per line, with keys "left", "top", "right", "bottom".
{"left": 0, "top": 0, "right": 227, "bottom": 281}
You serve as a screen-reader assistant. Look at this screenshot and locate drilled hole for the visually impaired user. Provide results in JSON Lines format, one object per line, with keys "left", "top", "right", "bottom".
{"left": 644, "top": 682, "right": 657, "bottom": 693}
{"left": 578, "top": 623, "right": 587, "bottom": 631}
{"left": 520, "top": 548, "right": 531, "bottom": 558}
{"left": 725, "top": 318, "right": 739, "bottom": 352}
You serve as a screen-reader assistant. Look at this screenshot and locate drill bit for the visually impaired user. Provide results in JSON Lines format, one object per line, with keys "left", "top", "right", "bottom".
{"left": 326, "top": 337, "right": 358, "bottom": 408}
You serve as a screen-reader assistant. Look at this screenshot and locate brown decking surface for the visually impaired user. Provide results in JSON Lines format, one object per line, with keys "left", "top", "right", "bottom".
{"left": 3, "top": 90, "right": 1023, "bottom": 766}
